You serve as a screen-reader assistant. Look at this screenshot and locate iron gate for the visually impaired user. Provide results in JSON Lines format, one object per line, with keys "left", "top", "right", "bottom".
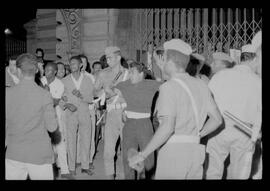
{"left": 133, "top": 8, "right": 262, "bottom": 67}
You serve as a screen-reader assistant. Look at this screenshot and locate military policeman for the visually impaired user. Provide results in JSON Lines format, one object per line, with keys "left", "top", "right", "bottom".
{"left": 206, "top": 41, "right": 262, "bottom": 179}
{"left": 94, "top": 46, "right": 129, "bottom": 179}
{"left": 129, "top": 39, "right": 222, "bottom": 179}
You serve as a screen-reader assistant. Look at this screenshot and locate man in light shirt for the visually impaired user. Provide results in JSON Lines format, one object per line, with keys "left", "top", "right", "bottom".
{"left": 62, "top": 56, "right": 94, "bottom": 176}
{"left": 41, "top": 62, "right": 73, "bottom": 179}
{"left": 206, "top": 44, "right": 262, "bottom": 179}
{"left": 6, "top": 54, "right": 20, "bottom": 87}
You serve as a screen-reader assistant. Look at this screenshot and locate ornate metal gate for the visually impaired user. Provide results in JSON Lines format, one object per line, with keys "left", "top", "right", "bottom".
{"left": 134, "top": 8, "right": 262, "bottom": 65}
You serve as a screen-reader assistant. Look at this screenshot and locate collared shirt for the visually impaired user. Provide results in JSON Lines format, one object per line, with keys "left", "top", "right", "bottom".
{"left": 5, "top": 79, "right": 58, "bottom": 165}
{"left": 208, "top": 64, "right": 261, "bottom": 127}
{"left": 156, "top": 73, "right": 214, "bottom": 136}
{"left": 71, "top": 73, "right": 84, "bottom": 90}
{"left": 41, "top": 77, "right": 64, "bottom": 99}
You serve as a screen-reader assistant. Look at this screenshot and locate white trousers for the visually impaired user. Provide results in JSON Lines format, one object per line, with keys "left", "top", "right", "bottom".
{"left": 55, "top": 107, "right": 69, "bottom": 174}
{"left": 5, "top": 159, "right": 53, "bottom": 180}
{"left": 77, "top": 108, "right": 96, "bottom": 163}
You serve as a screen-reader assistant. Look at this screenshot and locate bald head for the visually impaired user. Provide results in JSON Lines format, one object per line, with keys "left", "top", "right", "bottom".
{"left": 16, "top": 53, "right": 38, "bottom": 76}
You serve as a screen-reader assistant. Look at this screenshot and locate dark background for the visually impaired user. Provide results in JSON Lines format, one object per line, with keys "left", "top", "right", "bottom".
{"left": 4, "top": 9, "right": 37, "bottom": 40}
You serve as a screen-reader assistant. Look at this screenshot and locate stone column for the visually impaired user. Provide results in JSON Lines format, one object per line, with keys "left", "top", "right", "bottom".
{"left": 24, "top": 19, "right": 37, "bottom": 55}
{"left": 36, "top": 9, "right": 57, "bottom": 61}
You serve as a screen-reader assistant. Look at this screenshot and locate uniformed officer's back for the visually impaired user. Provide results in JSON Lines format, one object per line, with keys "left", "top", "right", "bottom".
{"left": 6, "top": 54, "right": 57, "bottom": 165}
{"left": 161, "top": 73, "right": 211, "bottom": 136}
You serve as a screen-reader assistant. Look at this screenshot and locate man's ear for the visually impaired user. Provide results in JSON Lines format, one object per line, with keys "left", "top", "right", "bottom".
{"left": 117, "top": 55, "right": 121, "bottom": 62}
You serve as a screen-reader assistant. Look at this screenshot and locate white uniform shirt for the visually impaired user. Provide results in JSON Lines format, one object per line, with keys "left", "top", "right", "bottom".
{"left": 41, "top": 77, "right": 65, "bottom": 133}
{"left": 41, "top": 77, "right": 64, "bottom": 99}
{"left": 208, "top": 65, "right": 261, "bottom": 130}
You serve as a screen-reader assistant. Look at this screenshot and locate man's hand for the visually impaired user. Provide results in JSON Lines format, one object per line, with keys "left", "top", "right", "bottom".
{"left": 128, "top": 152, "right": 145, "bottom": 171}
{"left": 153, "top": 51, "right": 165, "bottom": 71}
{"left": 64, "top": 103, "right": 77, "bottom": 112}
{"left": 72, "top": 89, "right": 83, "bottom": 99}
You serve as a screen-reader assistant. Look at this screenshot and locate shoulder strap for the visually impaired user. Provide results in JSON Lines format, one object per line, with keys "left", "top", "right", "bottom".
{"left": 172, "top": 78, "right": 201, "bottom": 136}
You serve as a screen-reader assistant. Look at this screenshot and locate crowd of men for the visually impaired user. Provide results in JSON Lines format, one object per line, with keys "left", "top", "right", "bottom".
{"left": 5, "top": 30, "right": 262, "bottom": 180}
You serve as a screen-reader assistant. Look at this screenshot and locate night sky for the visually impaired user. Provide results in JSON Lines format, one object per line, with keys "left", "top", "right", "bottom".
{"left": 4, "top": 9, "right": 37, "bottom": 40}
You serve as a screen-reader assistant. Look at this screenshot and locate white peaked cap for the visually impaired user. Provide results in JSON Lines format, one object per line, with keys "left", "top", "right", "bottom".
{"left": 163, "top": 39, "right": 192, "bottom": 56}
{"left": 251, "top": 31, "right": 262, "bottom": 51}
{"left": 241, "top": 44, "right": 256, "bottom": 53}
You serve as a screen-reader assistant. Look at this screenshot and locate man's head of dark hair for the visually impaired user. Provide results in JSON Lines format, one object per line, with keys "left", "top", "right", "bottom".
{"left": 222, "top": 60, "right": 236, "bottom": 68}
{"left": 121, "top": 57, "right": 129, "bottom": 69}
{"left": 240, "top": 52, "right": 257, "bottom": 62}
{"left": 166, "top": 49, "right": 190, "bottom": 70}
{"left": 16, "top": 53, "right": 38, "bottom": 76}
{"left": 185, "top": 55, "right": 200, "bottom": 76}
{"left": 199, "top": 64, "right": 211, "bottom": 77}
{"left": 129, "top": 61, "right": 153, "bottom": 79}
{"left": 92, "top": 61, "right": 102, "bottom": 69}
{"left": 9, "top": 54, "right": 20, "bottom": 61}
{"left": 36, "top": 48, "right": 44, "bottom": 56}
{"left": 69, "top": 55, "right": 82, "bottom": 64}
{"left": 56, "top": 62, "right": 65, "bottom": 67}
{"left": 45, "top": 62, "right": 57, "bottom": 71}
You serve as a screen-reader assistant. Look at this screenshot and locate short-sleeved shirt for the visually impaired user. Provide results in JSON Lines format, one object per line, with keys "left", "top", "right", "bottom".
{"left": 6, "top": 79, "right": 58, "bottom": 165}
{"left": 41, "top": 77, "right": 64, "bottom": 99}
{"left": 208, "top": 65, "right": 261, "bottom": 127}
{"left": 116, "top": 79, "right": 161, "bottom": 113}
{"left": 156, "top": 73, "right": 213, "bottom": 136}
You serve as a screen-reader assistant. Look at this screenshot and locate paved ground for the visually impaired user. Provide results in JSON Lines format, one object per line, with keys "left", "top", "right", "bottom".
{"left": 56, "top": 140, "right": 124, "bottom": 180}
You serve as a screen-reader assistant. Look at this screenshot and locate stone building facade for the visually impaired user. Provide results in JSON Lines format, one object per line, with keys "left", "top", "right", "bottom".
{"left": 24, "top": 9, "right": 139, "bottom": 67}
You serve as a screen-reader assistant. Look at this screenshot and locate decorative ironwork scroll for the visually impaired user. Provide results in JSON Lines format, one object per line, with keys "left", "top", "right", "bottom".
{"left": 60, "top": 9, "right": 82, "bottom": 57}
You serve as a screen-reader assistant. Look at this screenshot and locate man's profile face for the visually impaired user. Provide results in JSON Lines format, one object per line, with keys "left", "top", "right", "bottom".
{"left": 45, "top": 65, "right": 56, "bottom": 79}
{"left": 106, "top": 53, "right": 120, "bottom": 68}
{"left": 70, "top": 59, "right": 81, "bottom": 73}
{"left": 36, "top": 51, "right": 43, "bottom": 58}
{"left": 93, "top": 64, "right": 102, "bottom": 74}
{"left": 57, "top": 64, "right": 65, "bottom": 79}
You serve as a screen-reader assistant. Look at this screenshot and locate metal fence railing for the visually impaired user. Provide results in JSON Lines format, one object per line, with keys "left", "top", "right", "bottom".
{"left": 134, "top": 8, "right": 262, "bottom": 65}
{"left": 5, "top": 36, "right": 27, "bottom": 62}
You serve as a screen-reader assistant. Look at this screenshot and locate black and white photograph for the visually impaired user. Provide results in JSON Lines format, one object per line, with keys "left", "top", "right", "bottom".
{"left": 4, "top": 8, "right": 262, "bottom": 180}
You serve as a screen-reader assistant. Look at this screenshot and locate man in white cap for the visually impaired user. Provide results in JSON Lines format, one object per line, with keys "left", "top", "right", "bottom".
{"left": 251, "top": 30, "right": 262, "bottom": 179}
{"left": 128, "top": 39, "right": 222, "bottom": 179}
{"left": 206, "top": 40, "right": 262, "bottom": 179}
{"left": 252, "top": 30, "right": 262, "bottom": 77}
{"left": 94, "top": 46, "right": 129, "bottom": 179}
{"left": 210, "top": 52, "right": 235, "bottom": 77}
